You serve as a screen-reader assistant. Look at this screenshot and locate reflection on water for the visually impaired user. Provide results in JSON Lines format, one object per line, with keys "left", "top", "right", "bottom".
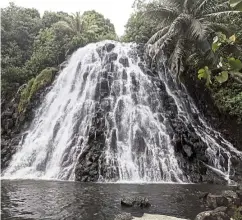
{"left": 1, "top": 180, "right": 232, "bottom": 220}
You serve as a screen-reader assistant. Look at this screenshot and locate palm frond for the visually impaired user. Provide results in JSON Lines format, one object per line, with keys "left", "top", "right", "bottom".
{"left": 183, "top": 0, "right": 194, "bottom": 14}
{"left": 151, "top": 33, "right": 169, "bottom": 52}
{"left": 146, "top": 13, "right": 191, "bottom": 60}
{"left": 201, "top": 11, "right": 242, "bottom": 20}
{"left": 144, "top": 3, "right": 179, "bottom": 24}
{"left": 169, "top": 38, "right": 186, "bottom": 75}
{"left": 146, "top": 26, "right": 169, "bottom": 45}
{"left": 200, "top": 2, "right": 231, "bottom": 16}
{"left": 146, "top": 32, "right": 170, "bottom": 60}
{"left": 202, "top": 21, "right": 233, "bottom": 36}
{"left": 168, "top": 13, "right": 192, "bottom": 37}
{"left": 195, "top": 0, "right": 228, "bottom": 16}
{"left": 195, "top": 0, "right": 211, "bottom": 16}
{"left": 186, "top": 52, "right": 200, "bottom": 66}
{"left": 189, "top": 19, "right": 205, "bottom": 41}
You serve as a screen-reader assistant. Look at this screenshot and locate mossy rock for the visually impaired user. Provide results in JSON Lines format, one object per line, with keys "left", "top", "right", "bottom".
{"left": 211, "top": 80, "right": 242, "bottom": 124}
{"left": 18, "top": 67, "right": 58, "bottom": 114}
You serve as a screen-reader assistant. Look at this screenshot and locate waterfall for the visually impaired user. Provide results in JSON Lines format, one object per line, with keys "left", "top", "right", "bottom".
{"left": 3, "top": 41, "right": 242, "bottom": 183}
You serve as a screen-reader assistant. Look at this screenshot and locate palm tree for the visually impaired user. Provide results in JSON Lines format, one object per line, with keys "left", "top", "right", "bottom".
{"left": 55, "top": 12, "right": 86, "bottom": 36}
{"left": 56, "top": 12, "right": 101, "bottom": 39}
{"left": 145, "top": 0, "right": 242, "bottom": 77}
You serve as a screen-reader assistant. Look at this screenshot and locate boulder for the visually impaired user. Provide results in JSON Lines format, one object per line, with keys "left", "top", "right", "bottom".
{"left": 105, "top": 43, "right": 115, "bottom": 52}
{"left": 121, "top": 197, "right": 151, "bottom": 208}
{"left": 222, "top": 190, "right": 240, "bottom": 206}
{"left": 114, "top": 213, "right": 133, "bottom": 220}
{"left": 195, "top": 209, "right": 230, "bottom": 220}
{"left": 121, "top": 198, "right": 134, "bottom": 207}
{"left": 206, "top": 193, "right": 229, "bottom": 209}
{"left": 110, "top": 52, "right": 118, "bottom": 61}
{"left": 182, "top": 145, "right": 193, "bottom": 158}
{"left": 119, "top": 57, "right": 129, "bottom": 67}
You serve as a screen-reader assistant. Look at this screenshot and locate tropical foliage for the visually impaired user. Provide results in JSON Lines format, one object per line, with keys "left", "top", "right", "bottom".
{"left": 122, "top": 11, "right": 159, "bottom": 43}
{"left": 142, "top": 0, "right": 242, "bottom": 77}
{"left": 123, "top": 0, "right": 242, "bottom": 124}
{"left": 1, "top": 3, "right": 117, "bottom": 103}
{"left": 198, "top": 32, "right": 242, "bottom": 85}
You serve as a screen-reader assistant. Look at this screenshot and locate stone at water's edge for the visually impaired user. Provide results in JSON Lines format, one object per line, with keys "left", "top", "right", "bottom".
{"left": 195, "top": 189, "right": 242, "bottom": 220}
{"left": 194, "top": 208, "right": 230, "bottom": 220}
{"left": 121, "top": 197, "right": 151, "bottom": 208}
{"left": 114, "top": 213, "right": 188, "bottom": 220}
{"left": 133, "top": 214, "right": 188, "bottom": 220}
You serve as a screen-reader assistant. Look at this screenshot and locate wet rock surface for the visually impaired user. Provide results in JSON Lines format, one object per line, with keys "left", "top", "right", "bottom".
{"left": 2, "top": 42, "right": 242, "bottom": 184}
{"left": 195, "top": 209, "right": 230, "bottom": 220}
{"left": 1, "top": 70, "right": 58, "bottom": 171}
{"left": 195, "top": 187, "right": 242, "bottom": 220}
{"left": 121, "top": 197, "right": 151, "bottom": 208}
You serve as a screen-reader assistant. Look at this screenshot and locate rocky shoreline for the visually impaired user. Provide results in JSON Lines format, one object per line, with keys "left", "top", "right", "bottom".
{"left": 115, "top": 186, "right": 242, "bottom": 220}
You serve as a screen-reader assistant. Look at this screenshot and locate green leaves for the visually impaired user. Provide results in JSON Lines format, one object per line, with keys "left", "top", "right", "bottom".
{"left": 228, "top": 58, "right": 242, "bottom": 71}
{"left": 212, "top": 42, "right": 221, "bottom": 52}
{"left": 212, "top": 32, "right": 236, "bottom": 52}
{"left": 198, "top": 66, "right": 212, "bottom": 86}
{"left": 228, "top": 34, "right": 236, "bottom": 44}
{"left": 215, "top": 71, "right": 228, "bottom": 84}
{"left": 198, "top": 57, "right": 242, "bottom": 85}
{"left": 230, "top": 0, "right": 242, "bottom": 11}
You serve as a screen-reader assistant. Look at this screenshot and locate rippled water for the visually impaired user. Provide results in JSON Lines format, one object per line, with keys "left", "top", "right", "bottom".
{"left": 1, "top": 180, "right": 232, "bottom": 220}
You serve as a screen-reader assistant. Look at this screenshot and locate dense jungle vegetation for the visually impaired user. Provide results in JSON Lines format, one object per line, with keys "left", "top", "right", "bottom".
{"left": 1, "top": 2, "right": 117, "bottom": 104}
{"left": 123, "top": 0, "right": 242, "bottom": 124}
{"left": 1, "top": 0, "right": 242, "bottom": 125}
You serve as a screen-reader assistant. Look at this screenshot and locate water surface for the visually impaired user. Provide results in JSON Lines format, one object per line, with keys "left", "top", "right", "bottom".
{"left": 1, "top": 180, "right": 233, "bottom": 220}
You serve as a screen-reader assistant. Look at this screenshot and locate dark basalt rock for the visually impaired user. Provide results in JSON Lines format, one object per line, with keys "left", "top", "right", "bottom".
{"left": 182, "top": 144, "right": 193, "bottom": 158}
{"left": 105, "top": 42, "right": 115, "bottom": 52}
{"left": 119, "top": 57, "right": 129, "bottom": 67}
{"left": 206, "top": 193, "right": 229, "bottom": 209}
{"left": 1, "top": 68, "right": 59, "bottom": 171}
{"left": 184, "top": 68, "right": 242, "bottom": 151}
{"left": 121, "top": 197, "right": 151, "bottom": 208}
{"left": 196, "top": 189, "right": 242, "bottom": 220}
{"left": 103, "top": 52, "right": 118, "bottom": 64}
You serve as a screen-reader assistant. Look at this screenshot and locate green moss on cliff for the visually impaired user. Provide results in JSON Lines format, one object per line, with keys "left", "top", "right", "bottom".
{"left": 18, "top": 67, "right": 58, "bottom": 114}
{"left": 212, "top": 81, "right": 242, "bottom": 124}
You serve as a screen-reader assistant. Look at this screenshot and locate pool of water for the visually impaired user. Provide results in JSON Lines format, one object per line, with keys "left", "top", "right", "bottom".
{"left": 1, "top": 180, "right": 232, "bottom": 220}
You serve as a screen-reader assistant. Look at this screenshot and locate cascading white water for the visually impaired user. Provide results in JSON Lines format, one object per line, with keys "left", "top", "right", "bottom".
{"left": 3, "top": 40, "right": 242, "bottom": 183}
{"left": 158, "top": 64, "right": 242, "bottom": 183}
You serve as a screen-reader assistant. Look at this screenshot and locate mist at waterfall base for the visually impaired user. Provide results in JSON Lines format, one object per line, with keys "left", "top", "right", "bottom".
{"left": 2, "top": 40, "right": 242, "bottom": 183}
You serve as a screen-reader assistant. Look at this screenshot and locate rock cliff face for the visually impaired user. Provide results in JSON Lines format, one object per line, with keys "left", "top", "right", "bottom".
{"left": 184, "top": 70, "right": 242, "bottom": 152}
{"left": 1, "top": 42, "right": 242, "bottom": 183}
{"left": 1, "top": 67, "right": 58, "bottom": 170}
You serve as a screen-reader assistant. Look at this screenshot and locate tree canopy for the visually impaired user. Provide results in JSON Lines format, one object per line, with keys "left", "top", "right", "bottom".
{"left": 123, "top": 0, "right": 242, "bottom": 124}
{"left": 1, "top": 3, "right": 117, "bottom": 102}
